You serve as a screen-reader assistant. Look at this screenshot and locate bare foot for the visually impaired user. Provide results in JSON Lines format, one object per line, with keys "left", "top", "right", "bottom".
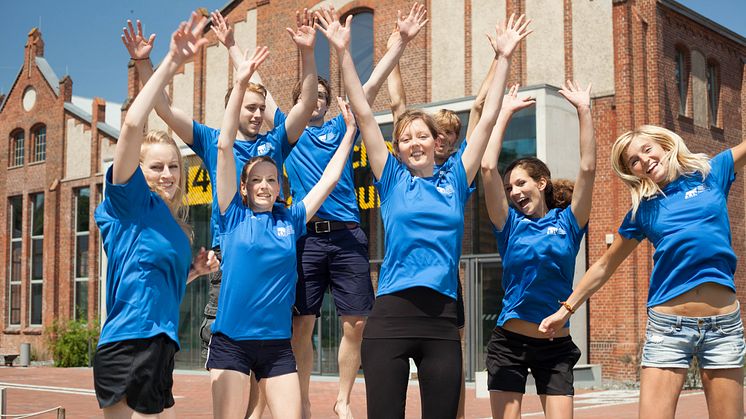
{"left": 333, "top": 401, "right": 354, "bottom": 419}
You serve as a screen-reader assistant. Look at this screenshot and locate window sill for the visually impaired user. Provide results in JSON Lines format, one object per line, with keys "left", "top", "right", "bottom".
{"left": 22, "top": 328, "right": 43, "bottom": 335}
{"left": 7, "top": 164, "right": 24, "bottom": 170}
{"left": 677, "top": 114, "right": 693, "bottom": 124}
{"left": 28, "top": 160, "right": 45, "bottom": 167}
{"left": 4, "top": 328, "right": 22, "bottom": 334}
{"left": 710, "top": 125, "right": 724, "bottom": 135}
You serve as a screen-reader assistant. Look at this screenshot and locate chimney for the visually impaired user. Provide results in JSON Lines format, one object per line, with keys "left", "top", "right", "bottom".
{"left": 26, "top": 27, "right": 44, "bottom": 58}
{"left": 92, "top": 97, "right": 106, "bottom": 125}
{"left": 59, "top": 75, "right": 73, "bottom": 103}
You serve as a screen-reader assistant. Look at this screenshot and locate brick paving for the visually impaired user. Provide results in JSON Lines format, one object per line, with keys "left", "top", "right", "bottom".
{"left": 0, "top": 366, "right": 738, "bottom": 418}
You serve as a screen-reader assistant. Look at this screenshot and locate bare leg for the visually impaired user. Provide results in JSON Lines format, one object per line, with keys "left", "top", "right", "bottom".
{"left": 539, "top": 395, "right": 573, "bottom": 419}
{"left": 211, "top": 368, "right": 251, "bottom": 419}
{"left": 292, "top": 315, "right": 317, "bottom": 419}
{"left": 638, "top": 367, "right": 687, "bottom": 419}
{"left": 103, "top": 398, "right": 173, "bottom": 419}
{"left": 261, "top": 372, "right": 302, "bottom": 419}
{"left": 490, "top": 391, "right": 523, "bottom": 419}
{"left": 245, "top": 373, "right": 267, "bottom": 419}
{"left": 335, "top": 316, "right": 365, "bottom": 419}
{"left": 701, "top": 368, "right": 744, "bottom": 419}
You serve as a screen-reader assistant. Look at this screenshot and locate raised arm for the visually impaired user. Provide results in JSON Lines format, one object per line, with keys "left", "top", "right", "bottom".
{"left": 302, "top": 98, "right": 357, "bottom": 219}
{"left": 122, "top": 19, "right": 196, "bottom": 145}
{"left": 210, "top": 10, "right": 279, "bottom": 128}
{"left": 538, "top": 234, "right": 639, "bottom": 338}
{"left": 466, "top": 50, "right": 497, "bottom": 140}
{"left": 363, "top": 3, "right": 428, "bottom": 105}
{"left": 317, "top": 8, "right": 389, "bottom": 180}
{"left": 282, "top": 9, "right": 318, "bottom": 144}
{"left": 559, "top": 81, "right": 595, "bottom": 228}
{"left": 114, "top": 14, "right": 208, "bottom": 185}
{"left": 731, "top": 129, "right": 746, "bottom": 171}
{"left": 480, "top": 85, "right": 535, "bottom": 230}
{"left": 460, "top": 14, "right": 532, "bottom": 183}
{"left": 216, "top": 47, "right": 270, "bottom": 213}
{"left": 385, "top": 30, "right": 407, "bottom": 122}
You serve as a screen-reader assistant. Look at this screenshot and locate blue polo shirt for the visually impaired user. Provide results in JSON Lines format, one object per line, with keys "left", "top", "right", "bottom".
{"left": 375, "top": 154, "right": 470, "bottom": 299}
{"left": 280, "top": 109, "right": 360, "bottom": 223}
{"left": 494, "top": 206, "right": 586, "bottom": 326}
{"left": 95, "top": 166, "right": 192, "bottom": 348}
{"left": 212, "top": 195, "right": 307, "bottom": 340}
{"left": 190, "top": 121, "right": 291, "bottom": 248}
{"left": 619, "top": 150, "right": 737, "bottom": 307}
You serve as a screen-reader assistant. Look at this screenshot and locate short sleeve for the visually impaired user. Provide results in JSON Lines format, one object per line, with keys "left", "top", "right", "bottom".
{"left": 708, "top": 150, "right": 735, "bottom": 196}
{"left": 492, "top": 207, "right": 517, "bottom": 254}
{"left": 190, "top": 121, "right": 220, "bottom": 161}
{"left": 560, "top": 207, "right": 587, "bottom": 248}
{"left": 268, "top": 117, "right": 292, "bottom": 159}
{"left": 274, "top": 108, "right": 288, "bottom": 128}
{"left": 331, "top": 112, "right": 360, "bottom": 145}
{"left": 445, "top": 157, "right": 470, "bottom": 204}
{"left": 618, "top": 209, "right": 645, "bottom": 241}
{"left": 218, "top": 193, "right": 247, "bottom": 234}
{"left": 103, "top": 166, "right": 150, "bottom": 220}
{"left": 374, "top": 154, "right": 406, "bottom": 202}
{"left": 289, "top": 202, "right": 307, "bottom": 237}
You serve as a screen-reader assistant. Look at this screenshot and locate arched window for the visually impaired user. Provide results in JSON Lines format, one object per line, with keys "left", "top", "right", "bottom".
{"left": 31, "top": 124, "right": 46, "bottom": 163}
{"left": 675, "top": 47, "right": 688, "bottom": 116}
{"left": 348, "top": 11, "right": 374, "bottom": 83}
{"left": 314, "top": 26, "right": 331, "bottom": 80}
{"left": 9, "top": 129, "right": 24, "bottom": 167}
{"left": 706, "top": 61, "right": 720, "bottom": 127}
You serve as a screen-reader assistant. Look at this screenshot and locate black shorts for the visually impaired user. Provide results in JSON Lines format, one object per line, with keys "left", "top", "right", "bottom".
{"left": 456, "top": 279, "right": 465, "bottom": 329}
{"left": 93, "top": 334, "right": 177, "bottom": 414}
{"left": 206, "top": 332, "right": 296, "bottom": 381}
{"left": 486, "top": 327, "right": 581, "bottom": 395}
{"left": 294, "top": 225, "right": 374, "bottom": 317}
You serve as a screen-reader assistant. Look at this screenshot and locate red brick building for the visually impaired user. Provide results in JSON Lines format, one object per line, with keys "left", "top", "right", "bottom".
{"left": 0, "top": 29, "right": 119, "bottom": 358}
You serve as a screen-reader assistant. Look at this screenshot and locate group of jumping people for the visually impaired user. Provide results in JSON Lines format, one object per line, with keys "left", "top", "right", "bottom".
{"left": 93, "top": 4, "right": 745, "bottom": 419}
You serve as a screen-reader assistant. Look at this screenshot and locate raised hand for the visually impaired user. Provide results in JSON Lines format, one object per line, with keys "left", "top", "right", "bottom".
{"left": 188, "top": 247, "right": 220, "bottom": 282}
{"left": 397, "top": 2, "right": 428, "bottom": 43}
{"left": 210, "top": 10, "right": 234, "bottom": 47}
{"left": 492, "top": 14, "right": 532, "bottom": 58}
{"left": 315, "top": 7, "right": 352, "bottom": 51}
{"left": 337, "top": 96, "right": 356, "bottom": 129}
{"left": 558, "top": 80, "right": 592, "bottom": 110}
{"left": 121, "top": 19, "right": 155, "bottom": 60}
{"left": 235, "top": 46, "right": 270, "bottom": 84}
{"left": 169, "top": 12, "right": 209, "bottom": 65}
{"left": 501, "top": 84, "right": 536, "bottom": 115}
{"left": 287, "top": 9, "right": 317, "bottom": 50}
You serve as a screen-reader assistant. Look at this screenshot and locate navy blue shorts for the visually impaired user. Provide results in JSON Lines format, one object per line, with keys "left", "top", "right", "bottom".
{"left": 294, "top": 225, "right": 374, "bottom": 317}
{"left": 205, "top": 333, "right": 296, "bottom": 380}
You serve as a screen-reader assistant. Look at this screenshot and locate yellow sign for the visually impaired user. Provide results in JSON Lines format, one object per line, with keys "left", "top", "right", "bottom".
{"left": 184, "top": 165, "right": 212, "bottom": 206}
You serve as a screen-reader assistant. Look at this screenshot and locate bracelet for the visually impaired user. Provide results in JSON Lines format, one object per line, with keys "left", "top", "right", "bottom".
{"left": 559, "top": 300, "right": 576, "bottom": 314}
{"left": 131, "top": 57, "right": 150, "bottom": 61}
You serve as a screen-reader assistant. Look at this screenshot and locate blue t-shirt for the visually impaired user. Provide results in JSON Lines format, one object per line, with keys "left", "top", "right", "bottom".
{"left": 375, "top": 154, "right": 470, "bottom": 299}
{"left": 494, "top": 206, "right": 586, "bottom": 326}
{"left": 95, "top": 167, "right": 192, "bottom": 348}
{"left": 618, "top": 150, "right": 737, "bottom": 307}
{"left": 190, "top": 121, "right": 291, "bottom": 248}
{"left": 433, "top": 140, "right": 476, "bottom": 196}
{"left": 280, "top": 109, "right": 360, "bottom": 223}
{"left": 212, "top": 195, "right": 307, "bottom": 340}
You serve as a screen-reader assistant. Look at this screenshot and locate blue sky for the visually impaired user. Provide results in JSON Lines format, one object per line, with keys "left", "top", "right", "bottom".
{"left": 2, "top": 1, "right": 745, "bottom": 105}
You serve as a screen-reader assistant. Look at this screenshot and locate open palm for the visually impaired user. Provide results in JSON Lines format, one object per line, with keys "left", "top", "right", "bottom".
{"left": 558, "top": 80, "right": 592, "bottom": 110}
{"left": 397, "top": 2, "right": 428, "bottom": 43}
{"left": 315, "top": 7, "right": 351, "bottom": 51}
{"left": 122, "top": 20, "right": 155, "bottom": 60}
{"left": 502, "top": 84, "right": 535, "bottom": 114}
{"left": 236, "top": 46, "right": 270, "bottom": 84}
{"left": 493, "top": 14, "right": 532, "bottom": 58}
{"left": 169, "top": 12, "right": 209, "bottom": 64}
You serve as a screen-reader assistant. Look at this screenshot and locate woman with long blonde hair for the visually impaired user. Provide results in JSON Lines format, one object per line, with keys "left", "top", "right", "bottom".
{"left": 540, "top": 125, "right": 746, "bottom": 419}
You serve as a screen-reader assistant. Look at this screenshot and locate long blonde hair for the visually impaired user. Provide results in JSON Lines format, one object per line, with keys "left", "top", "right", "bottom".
{"left": 140, "top": 130, "right": 192, "bottom": 238}
{"left": 611, "top": 125, "right": 710, "bottom": 219}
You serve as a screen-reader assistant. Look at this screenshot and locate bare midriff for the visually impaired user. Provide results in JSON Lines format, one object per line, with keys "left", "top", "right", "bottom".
{"left": 651, "top": 282, "right": 738, "bottom": 317}
{"left": 503, "top": 318, "right": 570, "bottom": 339}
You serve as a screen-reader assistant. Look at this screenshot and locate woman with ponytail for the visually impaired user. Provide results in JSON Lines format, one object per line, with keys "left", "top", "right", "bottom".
{"left": 480, "top": 82, "right": 595, "bottom": 419}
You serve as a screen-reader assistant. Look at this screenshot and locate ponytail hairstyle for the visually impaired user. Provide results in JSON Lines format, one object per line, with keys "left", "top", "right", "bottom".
{"left": 139, "top": 130, "right": 192, "bottom": 239}
{"left": 611, "top": 125, "right": 710, "bottom": 219}
{"left": 239, "top": 155, "right": 285, "bottom": 207}
{"left": 504, "top": 157, "right": 573, "bottom": 210}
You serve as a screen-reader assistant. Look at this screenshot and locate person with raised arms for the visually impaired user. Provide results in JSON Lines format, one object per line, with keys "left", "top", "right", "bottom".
{"left": 95, "top": 13, "right": 219, "bottom": 418}
{"left": 316, "top": 7, "right": 531, "bottom": 418}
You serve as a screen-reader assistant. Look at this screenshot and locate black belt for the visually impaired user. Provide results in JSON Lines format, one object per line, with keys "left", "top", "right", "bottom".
{"left": 306, "top": 220, "right": 357, "bottom": 234}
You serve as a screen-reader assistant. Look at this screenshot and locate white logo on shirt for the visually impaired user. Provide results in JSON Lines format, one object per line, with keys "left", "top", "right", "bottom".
{"left": 319, "top": 133, "right": 335, "bottom": 143}
{"left": 256, "top": 143, "right": 274, "bottom": 156}
{"left": 546, "top": 226, "right": 567, "bottom": 235}
{"left": 436, "top": 185, "right": 455, "bottom": 197}
{"left": 276, "top": 225, "right": 295, "bottom": 237}
{"left": 684, "top": 185, "right": 706, "bottom": 199}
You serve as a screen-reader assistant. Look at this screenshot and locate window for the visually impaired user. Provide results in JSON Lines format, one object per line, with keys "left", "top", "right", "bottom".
{"left": 675, "top": 49, "right": 687, "bottom": 115}
{"left": 74, "top": 188, "right": 90, "bottom": 321}
{"left": 8, "top": 196, "right": 22, "bottom": 326}
{"left": 10, "top": 130, "right": 24, "bottom": 167}
{"left": 314, "top": 28, "right": 331, "bottom": 80}
{"left": 349, "top": 11, "right": 374, "bottom": 84}
{"left": 707, "top": 62, "right": 720, "bottom": 127}
{"left": 31, "top": 125, "right": 46, "bottom": 162}
{"left": 29, "top": 193, "right": 44, "bottom": 326}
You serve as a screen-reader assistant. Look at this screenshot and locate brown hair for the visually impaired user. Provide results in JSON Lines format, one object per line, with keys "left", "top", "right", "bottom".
{"left": 504, "top": 157, "right": 573, "bottom": 210}
{"left": 139, "top": 130, "right": 192, "bottom": 239}
{"left": 433, "top": 109, "right": 462, "bottom": 139}
{"left": 239, "top": 155, "right": 282, "bottom": 207}
{"left": 224, "top": 82, "right": 268, "bottom": 107}
{"left": 292, "top": 76, "right": 332, "bottom": 106}
{"left": 392, "top": 109, "right": 440, "bottom": 155}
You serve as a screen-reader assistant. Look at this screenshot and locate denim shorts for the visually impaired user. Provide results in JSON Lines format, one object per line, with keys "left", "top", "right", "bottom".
{"left": 641, "top": 306, "right": 746, "bottom": 369}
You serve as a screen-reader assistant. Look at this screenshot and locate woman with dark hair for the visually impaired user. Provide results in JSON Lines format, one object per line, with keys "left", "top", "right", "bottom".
{"left": 207, "top": 45, "right": 357, "bottom": 418}
{"left": 316, "top": 7, "right": 531, "bottom": 418}
{"left": 480, "top": 82, "right": 595, "bottom": 419}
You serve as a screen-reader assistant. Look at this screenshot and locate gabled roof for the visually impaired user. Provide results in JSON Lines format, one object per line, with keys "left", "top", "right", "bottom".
{"left": 35, "top": 57, "right": 60, "bottom": 95}
{"left": 64, "top": 102, "right": 120, "bottom": 140}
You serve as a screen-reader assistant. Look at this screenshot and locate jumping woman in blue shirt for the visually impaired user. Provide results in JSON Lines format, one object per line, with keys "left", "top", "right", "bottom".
{"left": 481, "top": 81, "right": 596, "bottom": 419}
{"left": 94, "top": 13, "right": 218, "bottom": 418}
{"left": 206, "top": 44, "right": 358, "bottom": 419}
{"left": 541, "top": 125, "right": 746, "bottom": 419}
{"left": 317, "top": 8, "right": 531, "bottom": 418}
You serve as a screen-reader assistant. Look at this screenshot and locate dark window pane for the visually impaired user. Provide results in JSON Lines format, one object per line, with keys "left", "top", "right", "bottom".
{"left": 10, "top": 283, "right": 21, "bottom": 325}
{"left": 31, "top": 193, "right": 44, "bottom": 236}
{"left": 31, "top": 239, "right": 43, "bottom": 280}
{"left": 76, "top": 235, "right": 89, "bottom": 278}
{"left": 30, "top": 283, "right": 42, "bottom": 325}
{"left": 76, "top": 188, "right": 90, "bottom": 232}
{"left": 10, "top": 196, "right": 22, "bottom": 238}
{"left": 75, "top": 281, "right": 89, "bottom": 321}
{"left": 350, "top": 12, "right": 373, "bottom": 84}
{"left": 11, "top": 242, "right": 22, "bottom": 281}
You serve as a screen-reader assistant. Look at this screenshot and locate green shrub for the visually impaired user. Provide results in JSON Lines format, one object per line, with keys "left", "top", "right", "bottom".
{"left": 46, "top": 319, "right": 100, "bottom": 367}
